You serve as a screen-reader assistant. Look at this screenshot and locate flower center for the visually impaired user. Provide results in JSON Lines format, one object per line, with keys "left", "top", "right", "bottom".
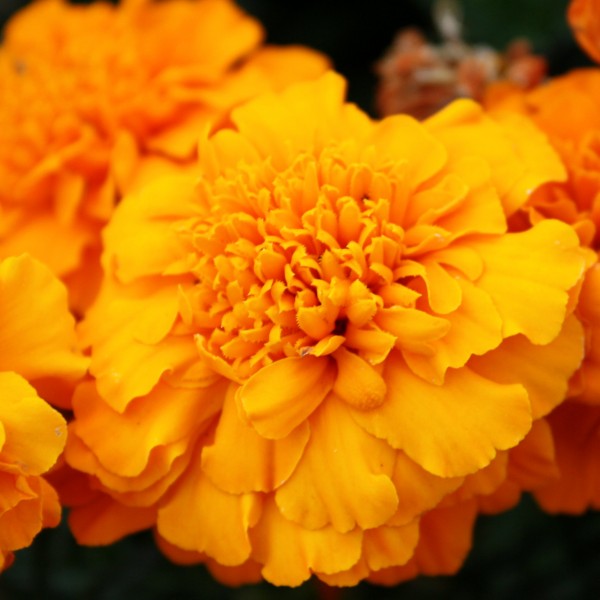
{"left": 181, "top": 146, "right": 452, "bottom": 381}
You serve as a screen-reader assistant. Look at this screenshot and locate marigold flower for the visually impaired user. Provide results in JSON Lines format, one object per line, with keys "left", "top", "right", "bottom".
{"left": 66, "top": 72, "right": 588, "bottom": 586}
{"left": 0, "top": 0, "right": 327, "bottom": 310}
{"left": 0, "top": 254, "right": 88, "bottom": 570}
{"left": 485, "top": 66, "right": 600, "bottom": 513}
{"left": 569, "top": 0, "right": 600, "bottom": 63}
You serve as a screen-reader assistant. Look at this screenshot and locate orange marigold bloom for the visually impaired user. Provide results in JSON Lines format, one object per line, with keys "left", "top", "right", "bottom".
{"left": 66, "top": 73, "right": 588, "bottom": 586}
{"left": 569, "top": 0, "right": 600, "bottom": 63}
{"left": 0, "top": 0, "right": 327, "bottom": 310}
{"left": 485, "top": 66, "right": 600, "bottom": 513}
{"left": 0, "top": 254, "right": 88, "bottom": 570}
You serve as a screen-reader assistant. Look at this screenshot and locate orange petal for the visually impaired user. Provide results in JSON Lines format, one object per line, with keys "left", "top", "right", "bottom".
{"left": 70, "top": 379, "right": 224, "bottom": 479}
{"left": 248, "top": 45, "right": 330, "bottom": 90}
{"left": 447, "top": 452, "right": 509, "bottom": 504}
{"left": 534, "top": 402, "right": 600, "bottom": 514}
{"left": 65, "top": 421, "right": 193, "bottom": 507}
{"left": 0, "top": 372, "right": 66, "bottom": 475}
{"left": 388, "top": 452, "right": 463, "bottom": 526}
{"left": 351, "top": 352, "right": 532, "bottom": 477}
{"left": 201, "top": 384, "right": 309, "bottom": 494}
{"left": 0, "top": 255, "right": 88, "bottom": 383}
{"left": 250, "top": 497, "right": 363, "bottom": 586}
{"left": 69, "top": 495, "right": 157, "bottom": 546}
{"left": 367, "top": 500, "right": 478, "bottom": 585}
{"left": 157, "top": 443, "right": 261, "bottom": 566}
{"left": 426, "top": 99, "right": 565, "bottom": 215}
{"left": 229, "top": 72, "right": 356, "bottom": 172}
{"left": 0, "top": 210, "right": 94, "bottom": 277}
{"left": 368, "top": 113, "right": 447, "bottom": 188}
{"left": 206, "top": 557, "right": 264, "bottom": 587}
{"left": 569, "top": 0, "right": 600, "bottom": 64}
{"left": 275, "top": 395, "right": 397, "bottom": 533}
{"left": 82, "top": 279, "right": 197, "bottom": 412}
{"left": 0, "top": 476, "right": 47, "bottom": 551}
{"left": 363, "top": 521, "right": 420, "bottom": 572}
{"left": 470, "top": 315, "right": 585, "bottom": 419}
{"left": 471, "top": 220, "right": 587, "bottom": 344}
{"left": 402, "top": 277, "right": 503, "bottom": 384}
{"left": 104, "top": 174, "right": 198, "bottom": 284}
{"left": 239, "top": 356, "right": 334, "bottom": 439}
{"left": 506, "top": 418, "right": 559, "bottom": 491}
{"left": 375, "top": 306, "right": 450, "bottom": 354}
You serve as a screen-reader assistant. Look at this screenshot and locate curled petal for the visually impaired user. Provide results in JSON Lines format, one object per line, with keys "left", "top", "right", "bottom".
{"left": 472, "top": 220, "right": 587, "bottom": 344}
{"left": 470, "top": 315, "right": 585, "bottom": 419}
{"left": 250, "top": 498, "right": 363, "bottom": 587}
{"left": 202, "top": 384, "right": 309, "bottom": 494}
{"left": 351, "top": 352, "right": 532, "bottom": 477}
{"left": 0, "top": 372, "right": 66, "bottom": 476}
{"left": 239, "top": 356, "right": 334, "bottom": 439}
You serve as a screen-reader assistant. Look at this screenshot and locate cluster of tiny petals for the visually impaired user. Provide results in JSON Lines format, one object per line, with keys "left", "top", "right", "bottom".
{"left": 181, "top": 130, "right": 501, "bottom": 382}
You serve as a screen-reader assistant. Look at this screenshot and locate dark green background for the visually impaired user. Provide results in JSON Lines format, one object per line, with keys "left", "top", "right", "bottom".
{"left": 1, "top": 1, "right": 599, "bottom": 598}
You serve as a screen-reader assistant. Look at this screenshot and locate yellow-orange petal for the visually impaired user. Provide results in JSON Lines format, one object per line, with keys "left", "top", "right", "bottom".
{"left": 0, "top": 475, "right": 52, "bottom": 551}
{"left": 82, "top": 279, "right": 198, "bottom": 412}
{"left": 275, "top": 395, "right": 397, "bottom": 533}
{"left": 157, "top": 444, "right": 261, "bottom": 567}
{"left": 205, "top": 557, "right": 264, "bottom": 587}
{"left": 402, "top": 277, "right": 503, "bottom": 384}
{"left": 226, "top": 72, "right": 354, "bottom": 173}
{"left": 471, "top": 220, "right": 587, "bottom": 344}
{"left": 104, "top": 174, "right": 199, "bottom": 284}
{"left": 0, "top": 255, "right": 88, "bottom": 383}
{"left": 388, "top": 452, "right": 463, "bottom": 526}
{"left": 375, "top": 306, "right": 450, "bottom": 355}
{"left": 69, "top": 379, "right": 224, "bottom": 479}
{"left": 250, "top": 497, "right": 363, "bottom": 587}
{"left": 368, "top": 113, "right": 447, "bottom": 188}
{"left": 0, "top": 211, "right": 95, "bottom": 278}
{"left": 367, "top": 500, "right": 478, "bottom": 585}
{"left": 363, "top": 521, "right": 420, "bottom": 572}
{"left": 351, "top": 352, "right": 532, "bottom": 477}
{"left": 69, "top": 495, "right": 157, "bottom": 546}
{"left": 239, "top": 356, "right": 335, "bottom": 439}
{"left": 470, "top": 315, "right": 585, "bottom": 419}
{"left": 201, "top": 384, "right": 309, "bottom": 494}
{"left": 534, "top": 402, "right": 600, "bottom": 514}
{"left": 425, "top": 99, "right": 565, "bottom": 215}
{"left": 248, "top": 45, "right": 330, "bottom": 90}
{"left": 506, "top": 418, "right": 559, "bottom": 491}
{"left": 0, "top": 372, "right": 66, "bottom": 475}
{"left": 447, "top": 452, "right": 509, "bottom": 504}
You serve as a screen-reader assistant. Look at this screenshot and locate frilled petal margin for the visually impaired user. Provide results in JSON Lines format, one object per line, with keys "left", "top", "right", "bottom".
{"left": 350, "top": 353, "right": 531, "bottom": 477}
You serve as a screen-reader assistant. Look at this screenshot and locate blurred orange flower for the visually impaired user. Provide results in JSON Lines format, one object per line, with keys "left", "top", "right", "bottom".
{"left": 0, "top": 0, "right": 328, "bottom": 310}
{"left": 66, "top": 72, "right": 587, "bottom": 586}
{"left": 485, "top": 66, "right": 600, "bottom": 513}
{"left": 569, "top": 0, "right": 600, "bottom": 63}
{"left": 0, "top": 254, "right": 88, "bottom": 570}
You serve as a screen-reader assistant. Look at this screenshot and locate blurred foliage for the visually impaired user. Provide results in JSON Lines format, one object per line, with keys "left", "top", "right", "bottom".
{"left": 0, "top": 0, "right": 599, "bottom": 598}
